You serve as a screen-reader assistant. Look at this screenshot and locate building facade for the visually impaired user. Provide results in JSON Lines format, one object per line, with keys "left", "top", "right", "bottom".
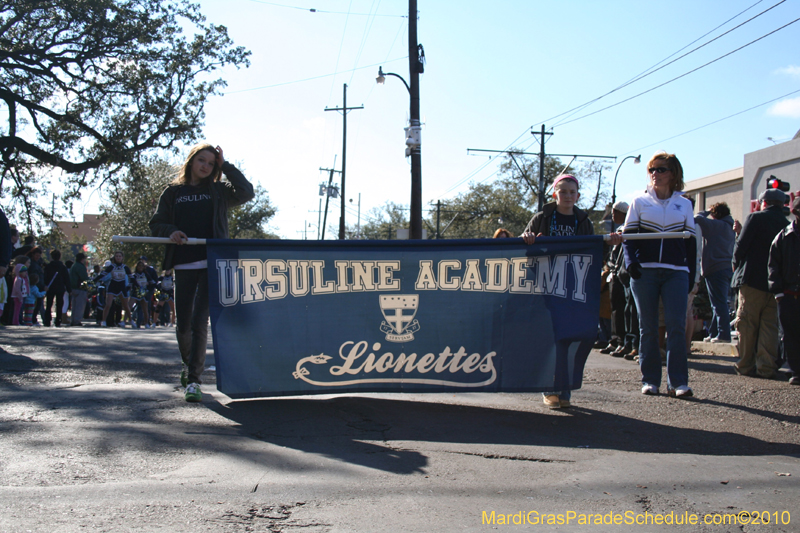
{"left": 684, "top": 131, "right": 800, "bottom": 221}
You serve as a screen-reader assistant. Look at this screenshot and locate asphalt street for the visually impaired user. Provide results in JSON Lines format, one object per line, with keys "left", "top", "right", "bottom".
{"left": 0, "top": 324, "right": 798, "bottom": 532}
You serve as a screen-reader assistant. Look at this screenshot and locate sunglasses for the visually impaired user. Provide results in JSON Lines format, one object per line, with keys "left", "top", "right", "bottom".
{"left": 648, "top": 166, "right": 670, "bottom": 175}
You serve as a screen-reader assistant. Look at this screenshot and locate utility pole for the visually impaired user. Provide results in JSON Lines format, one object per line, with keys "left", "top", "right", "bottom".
{"left": 319, "top": 160, "right": 342, "bottom": 240}
{"left": 349, "top": 193, "right": 361, "bottom": 239}
{"left": 317, "top": 198, "right": 322, "bottom": 240}
{"left": 467, "top": 143, "right": 615, "bottom": 208}
{"left": 325, "top": 84, "right": 363, "bottom": 239}
{"left": 435, "top": 200, "right": 441, "bottom": 239}
{"left": 408, "top": 0, "right": 423, "bottom": 239}
{"left": 532, "top": 125, "right": 553, "bottom": 212}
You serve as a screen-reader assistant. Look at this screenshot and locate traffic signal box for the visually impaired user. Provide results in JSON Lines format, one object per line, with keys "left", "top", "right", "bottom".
{"left": 750, "top": 175, "right": 797, "bottom": 214}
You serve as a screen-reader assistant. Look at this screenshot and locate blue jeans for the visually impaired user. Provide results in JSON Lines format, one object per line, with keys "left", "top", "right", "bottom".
{"left": 704, "top": 268, "right": 732, "bottom": 341}
{"left": 631, "top": 268, "right": 689, "bottom": 389}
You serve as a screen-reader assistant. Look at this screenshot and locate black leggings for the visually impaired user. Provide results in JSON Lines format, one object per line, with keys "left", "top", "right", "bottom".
{"left": 174, "top": 269, "right": 209, "bottom": 385}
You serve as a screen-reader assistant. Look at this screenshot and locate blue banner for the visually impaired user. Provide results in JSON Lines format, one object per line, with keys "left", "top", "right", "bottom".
{"left": 207, "top": 237, "right": 602, "bottom": 399}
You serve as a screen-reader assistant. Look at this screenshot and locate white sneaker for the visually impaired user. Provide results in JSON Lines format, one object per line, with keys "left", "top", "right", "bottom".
{"left": 100, "top": 321, "right": 106, "bottom": 327}
{"left": 703, "top": 336, "right": 712, "bottom": 342}
{"left": 674, "top": 385, "right": 693, "bottom": 397}
{"left": 641, "top": 383, "right": 659, "bottom": 395}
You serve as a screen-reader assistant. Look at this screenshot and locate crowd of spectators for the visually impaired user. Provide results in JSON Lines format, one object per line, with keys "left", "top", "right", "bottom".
{"left": 0, "top": 224, "right": 174, "bottom": 329}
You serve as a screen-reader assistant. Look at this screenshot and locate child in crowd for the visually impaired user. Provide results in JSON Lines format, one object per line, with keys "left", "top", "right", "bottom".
{"left": 129, "top": 260, "right": 151, "bottom": 328}
{"left": 24, "top": 273, "right": 46, "bottom": 326}
{"left": 522, "top": 175, "right": 623, "bottom": 409}
{"left": 11, "top": 263, "right": 29, "bottom": 325}
{"left": 159, "top": 269, "right": 176, "bottom": 327}
{"left": 99, "top": 251, "right": 133, "bottom": 328}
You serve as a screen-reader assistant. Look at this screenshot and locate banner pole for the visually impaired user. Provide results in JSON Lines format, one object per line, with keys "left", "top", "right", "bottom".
{"left": 112, "top": 233, "right": 688, "bottom": 244}
{"left": 605, "top": 231, "right": 691, "bottom": 241}
{"left": 112, "top": 235, "right": 206, "bottom": 245}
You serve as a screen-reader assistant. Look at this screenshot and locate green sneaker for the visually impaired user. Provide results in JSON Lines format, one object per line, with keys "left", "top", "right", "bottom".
{"left": 185, "top": 383, "right": 202, "bottom": 402}
{"left": 180, "top": 365, "right": 188, "bottom": 388}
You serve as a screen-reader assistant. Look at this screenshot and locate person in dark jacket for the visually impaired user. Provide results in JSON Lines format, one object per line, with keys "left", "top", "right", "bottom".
{"left": 16, "top": 235, "right": 35, "bottom": 258}
{"left": 694, "top": 202, "right": 736, "bottom": 343}
{"left": 732, "top": 189, "right": 790, "bottom": 379}
{"left": 149, "top": 143, "right": 254, "bottom": 403}
{"left": 43, "top": 249, "right": 71, "bottom": 327}
{"left": 522, "top": 175, "right": 622, "bottom": 409}
{"left": 768, "top": 196, "right": 800, "bottom": 385}
{"left": 0, "top": 208, "right": 9, "bottom": 278}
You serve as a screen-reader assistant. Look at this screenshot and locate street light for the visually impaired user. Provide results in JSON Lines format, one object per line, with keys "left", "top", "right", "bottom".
{"left": 376, "top": 55, "right": 423, "bottom": 239}
{"left": 376, "top": 66, "right": 410, "bottom": 93}
{"left": 611, "top": 154, "right": 641, "bottom": 231}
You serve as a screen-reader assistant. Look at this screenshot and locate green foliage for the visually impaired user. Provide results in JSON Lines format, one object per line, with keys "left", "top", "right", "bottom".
{"left": 344, "top": 202, "right": 409, "bottom": 240}
{"left": 497, "top": 151, "right": 566, "bottom": 208}
{"left": 228, "top": 184, "right": 279, "bottom": 240}
{"left": 0, "top": 0, "right": 251, "bottom": 223}
{"left": 427, "top": 150, "right": 613, "bottom": 239}
{"left": 428, "top": 177, "right": 535, "bottom": 239}
{"left": 95, "top": 159, "right": 175, "bottom": 266}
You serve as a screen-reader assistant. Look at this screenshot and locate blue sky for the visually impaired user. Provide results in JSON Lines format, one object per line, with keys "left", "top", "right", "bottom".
{"left": 80, "top": 0, "right": 800, "bottom": 238}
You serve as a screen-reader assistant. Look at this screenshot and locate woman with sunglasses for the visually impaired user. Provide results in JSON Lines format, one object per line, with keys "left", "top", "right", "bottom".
{"left": 623, "top": 152, "right": 697, "bottom": 398}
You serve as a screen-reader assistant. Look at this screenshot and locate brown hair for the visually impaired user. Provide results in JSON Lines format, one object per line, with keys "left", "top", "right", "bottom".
{"left": 493, "top": 228, "right": 514, "bottom": 238}
{"left": 648, "top": 152, "right": 684, "bottom": 192}
{"left": 174, "top": 143, "right": 221, "bottom": 185}
{"left": 708, "top": 202, "right": 730, "bottom": 219}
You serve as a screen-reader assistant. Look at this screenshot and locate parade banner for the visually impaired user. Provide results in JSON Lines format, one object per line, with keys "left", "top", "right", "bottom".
{"left": 206, "top": 237, "right": 602, "bottom": 399}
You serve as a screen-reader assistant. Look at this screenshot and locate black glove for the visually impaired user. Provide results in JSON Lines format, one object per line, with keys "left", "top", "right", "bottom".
{"left": 628, "top": 262, "right": 642, "bottom": 280}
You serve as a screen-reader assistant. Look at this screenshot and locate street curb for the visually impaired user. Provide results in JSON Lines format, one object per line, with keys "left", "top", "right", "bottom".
{"left": 691, "top": 340, "right": 738, "bottom": 356}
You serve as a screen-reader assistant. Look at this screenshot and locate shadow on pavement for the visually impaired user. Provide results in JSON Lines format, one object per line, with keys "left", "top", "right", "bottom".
{"left": 0, "top": 346, "right": 39, "bottom": 374}
{"left": 208, "top": 395, "right": 800, "bottom": 474}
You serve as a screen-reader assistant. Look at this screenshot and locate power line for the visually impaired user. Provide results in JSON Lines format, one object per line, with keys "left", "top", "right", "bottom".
{"left": 556, "top": 15, "right": 800, "bottom": 128}
{"left": 224, "top": 56, "right": 407, "bottom": 94}
{"left": 438, "top": 134, "right": 542, "bottom": 199}
{"left": 548, "top": 0, "right": 777, "bottom": 127}
{"left": 349, "top": 0, "right": 382, "bottom": 86}
{"left": 619, "top": 88, "right": 800, "bottom": 157}
{"left": 244, "top": 0, "right": 405, "bottom": 17}
{"left": 437, "top": 126, "right": 533, "bottom": 197}
{"left": 326, "top": 0, "right": 354, "bottom": 106}
{"left": 356, "top": 19, "right": 407, "bottom": 108}
{"left": 443, "top": 1, "right": 780, "bottom": 203}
